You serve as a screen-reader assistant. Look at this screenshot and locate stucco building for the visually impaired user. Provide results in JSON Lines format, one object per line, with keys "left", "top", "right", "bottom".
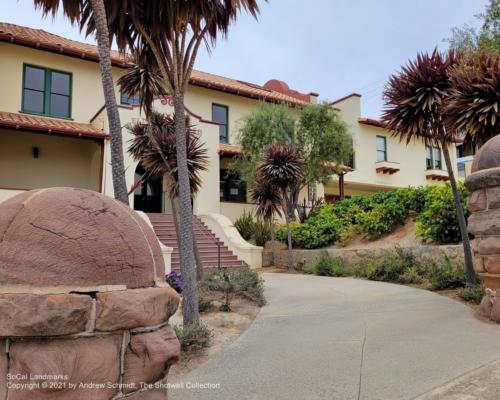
{"left": 0, "top": 23, "right": 458, "bottom": 222}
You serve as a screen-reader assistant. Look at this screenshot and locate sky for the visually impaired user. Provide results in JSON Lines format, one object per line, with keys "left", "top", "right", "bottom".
{"left": 0, "top": 0, "right": 489, "bottom": 118}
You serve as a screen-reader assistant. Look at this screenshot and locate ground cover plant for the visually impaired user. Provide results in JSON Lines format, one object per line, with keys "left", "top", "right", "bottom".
{"left": 304, "top": 252, "right": 351, "bottom": 277}
{"left": 276, "top": 184, "right": 468, "bottom": 249}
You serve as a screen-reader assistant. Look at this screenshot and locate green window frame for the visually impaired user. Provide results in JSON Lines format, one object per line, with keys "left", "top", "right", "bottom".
{"left": 426, "top": 145, "right": 442, "bottom": 170}
{"left": 120, "top": 92, "right": 141, "bottom": 106}
{"left": 212, "top": 103, "right": 229, "bottom": 143}
{"left": 376, "top": 135, "right": 387, "bottom": 162}
{"left": 22, "top": 64, "right": 72, "bottom": 119}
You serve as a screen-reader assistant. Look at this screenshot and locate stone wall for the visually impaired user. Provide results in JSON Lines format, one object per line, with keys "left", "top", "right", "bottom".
{"left": 263, "top": 244, "right": 464, "bottom": 270}
{"left": 0, "top": 188, "right": 181, "bottom": 399}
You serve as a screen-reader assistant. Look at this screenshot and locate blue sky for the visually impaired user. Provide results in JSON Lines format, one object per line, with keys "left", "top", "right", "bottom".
{"left": 1, "top": 0, "right": 488, "bottom": 118}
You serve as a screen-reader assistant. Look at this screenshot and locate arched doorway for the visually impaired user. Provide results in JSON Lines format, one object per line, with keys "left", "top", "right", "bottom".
{"left": 133, "top": 165, "right": 163, "bottom": 213}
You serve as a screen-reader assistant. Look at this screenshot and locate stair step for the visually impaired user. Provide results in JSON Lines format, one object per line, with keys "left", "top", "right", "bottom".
{"left": 147, "top": 213, "right": 246, "bottom": 273}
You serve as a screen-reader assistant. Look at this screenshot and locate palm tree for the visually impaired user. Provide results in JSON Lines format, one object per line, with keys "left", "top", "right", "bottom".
{"left": 446, "top": 52, "right": 500, "bottom": 147}
{"left": 251, "top": 179, "right": 282, "bottom": 266}
{"left": 34, "top": 0, "right": 129, "bottom": 204}
{"left": 257, "top": 144, "right": 304, "bottom": 270}
{"left": 382, "top": 49, "right": 477, "bottom": 286}
{"left": 92, "top": 0, "right": 260, "bottom": 325}
{"left": 127, "top": 111, "right": 209, "bottom": 281}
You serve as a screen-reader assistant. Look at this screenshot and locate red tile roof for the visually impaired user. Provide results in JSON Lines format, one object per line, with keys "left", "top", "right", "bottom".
{"left": 330, "top": 93, "right": 362, "bottom": 106}
{"left": 358, "top": 117, "right": 386, "bottom": 128}
{"left": 0, "top": 111, "right": 107, "bottom": 139}
{"left": 0, "top": 22, "right": 309, "bottom": 106}
{"left": 219, "top": 143, "right": 242, "bottom": 156}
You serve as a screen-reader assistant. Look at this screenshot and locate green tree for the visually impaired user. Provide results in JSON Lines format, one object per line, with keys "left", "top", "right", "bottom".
{"left": 447, "top": 0, "right": 500, "bottom": 52}
{"left": 235, "top": 102, "right": 352, "bottom": 211}
{"left": 34, "top": 0, "right": 129, "bottom": 204}
{"left": 382, "top": 49, "right": 477, "bottom": 287}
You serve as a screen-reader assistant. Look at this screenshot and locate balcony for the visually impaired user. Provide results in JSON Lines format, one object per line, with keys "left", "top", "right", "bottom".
{"left": 425, "top": 169, "right": 449, "bottom": 181}
{"left": 375, "top": 161, "right": 400, "bottom": 175}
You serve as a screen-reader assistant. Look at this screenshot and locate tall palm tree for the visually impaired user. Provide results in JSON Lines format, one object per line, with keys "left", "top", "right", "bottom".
{"left": 382, "top": 49, "right": 477, "bottom": 286}
{"left": 446, "top": 52, "right": 500, "bottom": 147}
{"left": 34, "top": 0, "right": 129, "bottom": 204}
{"left": 251, "top": 179, "right": 282, "bottom": 266}
{"left": 89, "top": 0, "right": 260, "bottom": 325}
{"left": 257, "top": 144, "right": 304, "bottom": 270}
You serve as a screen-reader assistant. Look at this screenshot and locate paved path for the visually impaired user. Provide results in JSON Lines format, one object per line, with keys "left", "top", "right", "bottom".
{"left": 170, "top": 273, "right": 500, "bottom": 400}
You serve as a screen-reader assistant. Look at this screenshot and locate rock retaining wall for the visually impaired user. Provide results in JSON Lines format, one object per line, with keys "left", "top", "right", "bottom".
{"left": 263, "top": 244, "right": 464, "bottom": 270}
{"left": 0, "top": 188, "right": 181, "bottom": 399}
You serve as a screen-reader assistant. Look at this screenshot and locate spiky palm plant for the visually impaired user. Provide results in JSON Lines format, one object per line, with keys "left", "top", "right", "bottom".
{"left": 128, "top": 112, "right": 209, "bottom": 198}
{"left": 382, "top": 49, "right": 477, "bottom": 286}
{"left": 446, "top": 52, "right": 500, "bottom": 147}
{"left": 257, "top": 144, "right": 304, "bottom": 270}
{"left": 251, "top": 179, "right": 282, "bottom": 266}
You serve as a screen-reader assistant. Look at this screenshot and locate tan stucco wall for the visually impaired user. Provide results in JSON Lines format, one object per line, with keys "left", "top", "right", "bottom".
{"left": 0, "top": 128, "right": 101, "bottom": 191}
{"left": 331, "top": 95, "right": 458, "bottom": 196}
{"left": 0, "top": 43, "right": 125, "bottom": 123}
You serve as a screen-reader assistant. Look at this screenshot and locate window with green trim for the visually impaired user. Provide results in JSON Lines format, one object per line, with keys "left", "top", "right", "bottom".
{"left": 426, "top": 145, "right": 442, "bottom": 170}
{"left": 212, "top": 104, "right": 228, "bottom": 143}
{"left": 120, "top": 92, "right": 141, "bottom": 106}
{"left": 22, "top": 65, "right": 72, "bottom": 118}
{"left": 376, "top": 135, "right": 387, "bottom": 162}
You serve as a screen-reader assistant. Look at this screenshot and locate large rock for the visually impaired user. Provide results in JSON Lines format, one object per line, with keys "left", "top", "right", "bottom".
{"left": 467, "top": 189, "right": 487, "bottom": 212}
{"left": 122, "top": 326, "right": 180, "bottom": 393}
{"left": 468, "top": 209, "right": 500, "bottom": 236}
{"left": 96, "top": 288, "right": 180, "bottom": 331}
{"left": 7, "top": 335, "right": 121, "bottom": 400}
{"left": 0, "top": 188, "right": 164, "bottom": 289}
{"left": 0, "top": 293, "right": 92, "bottom": 337}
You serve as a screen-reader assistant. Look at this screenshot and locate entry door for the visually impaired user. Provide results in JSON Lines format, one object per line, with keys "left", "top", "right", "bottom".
{"left": 133, "top": 167, "right": 163, "bottom": 213}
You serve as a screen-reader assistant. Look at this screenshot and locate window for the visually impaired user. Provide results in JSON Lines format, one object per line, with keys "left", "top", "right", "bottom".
{"left": 22, "top": 65, "right": 71, "bottom": 118}
{"left": 212, "top": 104, "right": 228, "bottom": 143}
{"left": 376, "top": 136, "right": 387, "bottom": 162}
{"left": 347, "top": 153, "right": 355, "bottom": 169}
{"left": 220, "top": 169, "right": 246, "bottom": 203}
{"left": 120, "top": 92, "right": 141, "bottom": 106}
{"left": 426, "top": 145, "right": 442, "bottom": 170}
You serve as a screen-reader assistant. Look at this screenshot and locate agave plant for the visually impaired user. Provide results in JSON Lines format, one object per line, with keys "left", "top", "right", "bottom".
{"left": 251, "top": 179, "right": 283, "bottom": 266}
{"left": 446, "top": 52, "right": 500, "bottom": 146}
{"left": 382, "top": 49, "right": 477, "bottom": 286}
{"left": 256, "top": 144, "right": 304, "bottom": 270}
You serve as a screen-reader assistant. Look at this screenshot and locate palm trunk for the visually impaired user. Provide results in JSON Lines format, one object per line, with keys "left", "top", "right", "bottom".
{"left": 173, "top": 92, "right": 199, "bottom": 325}
{"left": 270, "top": 221, "right": 276, "bottom": 266}
{"left": 171, "top": 197, "right": 202, "bottom": 280}
{"left": 442, "top": 142, "right": 477, "bottom": 286}
{"left": 89, "top": 0, "right": 128, "bottom": 205}
{"left": 283, "top": 191, "right": 294, "bottom": 270}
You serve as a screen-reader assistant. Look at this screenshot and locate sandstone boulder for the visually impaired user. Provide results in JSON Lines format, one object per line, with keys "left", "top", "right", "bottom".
{"left": 0, "top": 188, "right": 164, "bottom": 289}
{"left": 122, "top": 326, "right": 180, "bottom": 392}
{"left": 8, "top": 335, "right": 121, "bottom": 400}
{"left": 96, "top": 287, "right": 180, "bottom": 331}
{"left": 0, "top": 293, "right": 92, "bottom": 337}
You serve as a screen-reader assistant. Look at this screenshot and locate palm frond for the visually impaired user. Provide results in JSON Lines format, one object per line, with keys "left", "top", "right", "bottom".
{"left": 127, "top": 111, "right": 208, "bottom": 197}
{"left": 256, "top": 144, "right": 304, "bottom": 190}
{"left": 251, "top": 179, "right": 282, "bottom": 222}
{"left": 382, "top": 49, "right": 459, "bottom": 145}
{"left": 446, "top": 52, "right": 500, "bottom": 146}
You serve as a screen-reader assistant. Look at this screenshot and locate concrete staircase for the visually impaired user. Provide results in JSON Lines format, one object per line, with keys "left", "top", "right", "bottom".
{"left": 147, "top": 213, "right": 245, "bottom": 273}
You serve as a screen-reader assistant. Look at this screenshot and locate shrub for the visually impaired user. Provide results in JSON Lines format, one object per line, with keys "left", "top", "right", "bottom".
{"left": 416, "top": 183, "right": 468, "bottom": 244}
{"left": 198, "top": 295, "right": 214, "bottom": 313}
{"left": 306, "top": 252, "right": 351, "bottom": 277}
{"left": 174, "top": 324, "right": 214, "bottom": 351}
{"left": 254, "top": 220, "right": 271, "bottom": 246}
{"left": 234, "top": 211, "right": 255, "bottom": 240}
{"left": 458, "top": 285, "right": 485, "bottom": 304}
{"left": 429, "top": 257, "right": 466, "bottom": 290}
{"left": 166, "top": 271, "right": 182, "bottom": 293}
{"left": 202, "top": 267, "right": 266, "bottom": 307}
{"left": 353, "top": 246, "right": 426, "bottom": 284}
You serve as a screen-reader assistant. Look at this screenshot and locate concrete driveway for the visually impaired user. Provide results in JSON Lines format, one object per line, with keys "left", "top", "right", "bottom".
{"left": 170, "top": 273, "right": 500, "bottom": 400}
